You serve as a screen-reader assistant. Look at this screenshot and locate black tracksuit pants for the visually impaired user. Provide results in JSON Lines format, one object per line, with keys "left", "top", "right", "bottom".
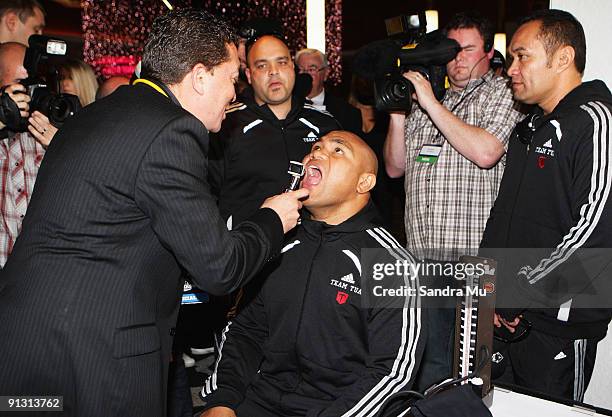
{"left": 496, "top": 328, "right": 599, "bottom": 402}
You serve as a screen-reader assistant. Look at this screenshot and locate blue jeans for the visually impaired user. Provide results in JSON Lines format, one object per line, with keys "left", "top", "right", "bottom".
{"left": 414, "top": 307, "right": 456, "bottom": 391}
{"left": 167, "top": 356, "right": 193, "bottom": 417}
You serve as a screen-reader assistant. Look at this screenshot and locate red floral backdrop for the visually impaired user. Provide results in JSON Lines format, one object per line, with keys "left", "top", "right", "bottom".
{"left": 82, "top": 0, "right": 342, "bottom": 84}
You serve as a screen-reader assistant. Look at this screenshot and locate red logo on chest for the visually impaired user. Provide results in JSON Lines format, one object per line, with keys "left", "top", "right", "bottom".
{"left": 538, "top": 155, "right": 546, "bottom": 168}
{"left": 336, "top": 291, "right": 349, "bottom": 305}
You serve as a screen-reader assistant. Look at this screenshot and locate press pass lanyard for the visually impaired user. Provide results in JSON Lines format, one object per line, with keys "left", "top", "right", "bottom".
{"left": 132, "top": 78, "right": 169, "bottom": 98}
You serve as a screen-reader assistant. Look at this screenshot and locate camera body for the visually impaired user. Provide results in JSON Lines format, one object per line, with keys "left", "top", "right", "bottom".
{"left": 22, "top": 35, "right": 82, "bottom": 129}
{"left": 26, "top": 83, "right": 81, "bottom": 128}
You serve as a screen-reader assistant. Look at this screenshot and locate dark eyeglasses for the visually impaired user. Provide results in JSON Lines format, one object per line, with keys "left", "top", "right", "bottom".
{"left": 494, "top": 317, "right": 532, "bottom": 343}
{"left": 515, "top": 113, "right": 540, "bottom": 146}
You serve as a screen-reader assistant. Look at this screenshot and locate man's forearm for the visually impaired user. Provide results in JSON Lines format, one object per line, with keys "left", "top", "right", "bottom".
{"left": 425, "top": 101, "right": 505, "bottom": 168}
{"left": 383, "top": 113, "right": 408, "bottom": 177}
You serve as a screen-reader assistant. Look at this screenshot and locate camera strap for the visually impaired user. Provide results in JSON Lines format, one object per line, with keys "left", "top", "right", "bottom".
{"left": 433, "top": 78, "right": 487, "bottom": 142}
{"left": 446, "top": 78, "right": 486, "bottom": 114}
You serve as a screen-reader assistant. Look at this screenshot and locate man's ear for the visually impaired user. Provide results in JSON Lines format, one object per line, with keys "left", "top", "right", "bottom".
{"left": 357, "top": 173, "right": 376, "bottom": 194}
{"left": 322, "top": 66, "right": 330, "bottom": 83}
{"left": 245, "top": 67, "right": 252, "bottom": 85}
{"left": 555, "top": 45, "right": 576, "bottom": 73}
{"left": 191, "top": 63, "right": 209, "bottom": 95}
{"left": 3, "top": 11, "right": 19, "bottom": 32}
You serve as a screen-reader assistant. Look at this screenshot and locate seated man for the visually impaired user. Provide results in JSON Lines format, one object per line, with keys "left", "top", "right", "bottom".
{"left": 201, "top": 131, "right": 424, "bottom": 417}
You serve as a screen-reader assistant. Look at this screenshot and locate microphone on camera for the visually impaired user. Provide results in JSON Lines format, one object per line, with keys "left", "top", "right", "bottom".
{"left": 353, "top": 39, "right": 400, "bottom": 81}
{"left": 285, "top": 161, "right": 305, "bottom": 192}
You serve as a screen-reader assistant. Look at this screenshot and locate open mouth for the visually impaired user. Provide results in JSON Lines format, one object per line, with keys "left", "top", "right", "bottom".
{"left": 302, "top": 165, "right": 322, "bottom": 188}
{"left": 269, "top": 81, "right": 282, "bottom": 90}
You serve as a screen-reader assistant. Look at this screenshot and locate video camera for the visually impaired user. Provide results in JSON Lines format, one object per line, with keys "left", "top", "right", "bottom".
{"left": 0, "top": 35, "right": 81, "bottom": 132}
{"left": 353, "top": 12, "right": 461, "bottom": 112}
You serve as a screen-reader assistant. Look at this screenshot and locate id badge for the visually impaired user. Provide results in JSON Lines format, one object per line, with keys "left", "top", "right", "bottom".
{"left": 416, "top": 144, "right": 442, "bottom": 163}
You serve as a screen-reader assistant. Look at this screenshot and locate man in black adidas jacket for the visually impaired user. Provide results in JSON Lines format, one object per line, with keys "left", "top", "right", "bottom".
{"left": 201, "top": 131, "right": 425, "bottom": 417}
{"left": 209, "top": 34, "right": 340, "bottom": 228}
{"left": 481, "top": 10, "right": 612, "bottom": 401}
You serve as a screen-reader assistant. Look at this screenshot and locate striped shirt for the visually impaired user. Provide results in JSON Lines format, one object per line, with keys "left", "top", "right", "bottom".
{"left": 0, "top": 132, "right": 45, "bottom": 267}
{"left": 403, "top": 71, "right": 523, "bottom": 261}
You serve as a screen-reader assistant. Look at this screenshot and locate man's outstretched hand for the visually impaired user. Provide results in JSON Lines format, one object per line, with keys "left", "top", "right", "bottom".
{"left": 261, "top": 188, "right": 309, "bottom": 233}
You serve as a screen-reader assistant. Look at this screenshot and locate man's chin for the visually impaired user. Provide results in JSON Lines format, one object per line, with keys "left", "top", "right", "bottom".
{"left": 301, "top": 183, "right": 318, "bottom": 194}
{"left": 206, "top": 121, "right": 223, "bottom": 133}
{"left": 267, "top": 92, "right": 290, "bottom": 103}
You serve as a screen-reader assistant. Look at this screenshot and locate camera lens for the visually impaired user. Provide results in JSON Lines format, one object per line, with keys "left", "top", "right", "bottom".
{"left": 392, "top": 82, "right": 409, "bottom": 99}
{"left": 46, "top": 94, "right": 81, "bottom": 127}
{"left": 374, "top": 74, "right": 413, "bottom": 112}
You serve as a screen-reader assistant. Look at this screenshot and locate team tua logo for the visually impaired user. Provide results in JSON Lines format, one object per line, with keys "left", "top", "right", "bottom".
{"left": 336, "top": 291, "right": 349, "bottom": 304}
{"left": 302, "top": 131, "right": 318, "bottom": 143}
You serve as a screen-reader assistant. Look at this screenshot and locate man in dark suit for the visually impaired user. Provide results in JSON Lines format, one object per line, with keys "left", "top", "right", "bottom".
{"left": 0, "top": 9, "right": 307, "bottom": 417}
{"left": 295, "top": 48, "right": 362, "bottom": 134}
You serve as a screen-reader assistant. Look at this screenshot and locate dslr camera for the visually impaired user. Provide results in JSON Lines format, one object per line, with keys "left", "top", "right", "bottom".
{"left": 0, "top": 35, "right": 81, "bottom": 132}
{"left": 23, "top": 35, "right": 82, "bottom": 129}
{"left": 353, "top": 12, "right": 461, "bottom": 112}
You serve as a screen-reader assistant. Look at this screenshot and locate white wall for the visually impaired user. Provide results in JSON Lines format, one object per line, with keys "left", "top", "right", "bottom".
{"left": 550, "top": 0, "right": 612, "bottom": 86}
{"left": 549, "top": 0, "right": 612, "bottom": 410}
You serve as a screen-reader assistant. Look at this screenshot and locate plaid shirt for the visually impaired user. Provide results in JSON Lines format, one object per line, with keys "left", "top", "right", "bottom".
{"left": 0, "top": 132, "right": 45, "bottom": 267}
{"left": 403, "top": 71, "right": 523, "bottom": 261}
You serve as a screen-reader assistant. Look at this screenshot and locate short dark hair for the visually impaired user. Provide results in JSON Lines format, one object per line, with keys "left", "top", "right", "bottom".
{"left": 443, "top": 11, "right": 494, "bottom": 52}
{"left": 0, "top": 0, "right": 45, "bottom": 22}
{"left": 141, "top": 8, "right": 239, "bottom": 85}
{"left": 519, "top": 9, "right": 586, "bottom": 74}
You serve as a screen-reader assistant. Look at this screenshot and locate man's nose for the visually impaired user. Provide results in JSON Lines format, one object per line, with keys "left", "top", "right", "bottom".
{"left": 507, "top": 58, "right": 519, "bottom": 76}
{"left": 268, "top": 63, "right": 280, "bottom": 75}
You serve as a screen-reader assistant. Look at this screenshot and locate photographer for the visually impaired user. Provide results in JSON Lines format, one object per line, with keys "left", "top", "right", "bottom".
{"left": 383, "top": 11, "right": 522, "bottom": 390}
{"left": 0, "top": 41, "right": 46, "bottom": 268}
{"left": 27, "top": 58, "right": 99, "bottom": 146}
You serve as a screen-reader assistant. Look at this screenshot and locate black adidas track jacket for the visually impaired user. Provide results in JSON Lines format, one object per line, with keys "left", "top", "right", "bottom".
{"left": 482, "top": 80, "right": 612, "bottom": 339}
{"left": 201, "top": 204, "right": 425, "bottom": 416}
{"left": 208, "top": 90, "right": 340, "bottom": 228}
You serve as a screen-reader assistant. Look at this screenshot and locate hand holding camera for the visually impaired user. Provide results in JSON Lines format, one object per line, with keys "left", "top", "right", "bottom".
{"left": 28, "top": 111, "right": 57, "bottom": 147}
{"left": 0, "top": 83, "right": 31, "bottom": 131}
{"left": 3, "top": 83, "right": 30, "bottom": 117}
{"left": 402, "top": 70, "right": 439, "bottom": 112}
{"left": 1, "top": 35, "right": 81, "bottom": 135}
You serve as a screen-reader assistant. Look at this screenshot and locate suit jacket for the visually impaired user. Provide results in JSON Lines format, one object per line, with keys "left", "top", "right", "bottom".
{"left": 0, "top": 83, "right": 284, "bottom": 417}
{"left": 323, "top": 92, "right": 362, "bottom": 135}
